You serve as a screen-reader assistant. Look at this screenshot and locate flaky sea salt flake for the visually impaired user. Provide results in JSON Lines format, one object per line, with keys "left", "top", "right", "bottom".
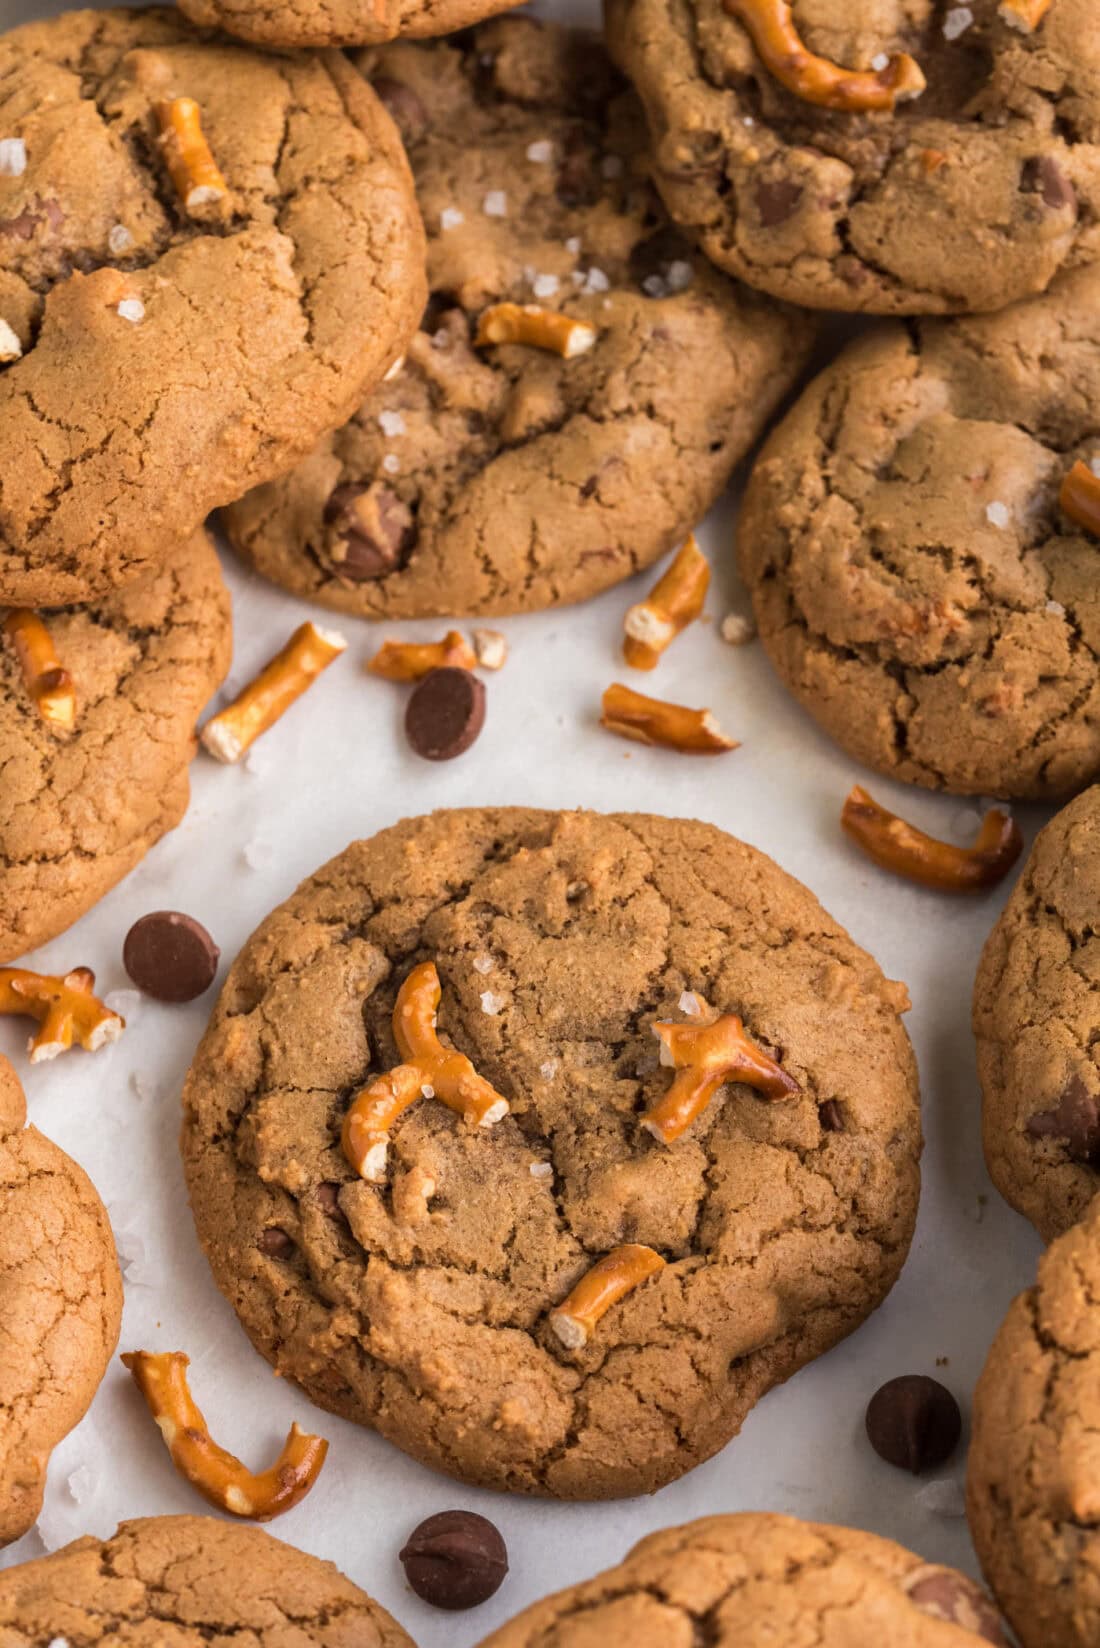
{"left": 0, "top": 138, "right": 26, "bottom": 176}
{"left": 116, "top": 297, "right": 145, "bottom": 324}
{"left": 382, "top": 454, "right": 401, "bottom": 474}
{"left": 439, "top": 207, "right": 465, "bottom": 231}
{"left": 985, "top": 500, "right": 1011, "bottom": 528}
{"left": 480, "top": 990, "right": 504, "bottom": 1016}
{"left": 378, "top": 409, "right": 406, "bottom": 437}
{"left": 67, "top": 1466, "right": 94, "bottom": 1504}
{"left": 530, "top": 1160, "right": 553, "bottom": 1178}
{"left": 108, "top": 224, "right": 134, "bottom": 255}
{"left": 679, "top": 990, "right": 706, "bottom": 1017}
{"left": 916, "top": 1477, "right": 967, "bottom": 1518}
{"left": 526, "top": 139, "right": 554, "bottom": 163}
{"left": 539, "top": 1059, "right": 559, "bottom": 1080}
{"left": 472, "top": 953, "right": 494, "bottom": 974}
{"left": 532, "top": 273, "right": 559, "bottom": 298}
{"left": 483, "top": 189, "right": 508, "bottom": 217}
{"left": 943, "top": 4, "right": 974, "bottom": 36}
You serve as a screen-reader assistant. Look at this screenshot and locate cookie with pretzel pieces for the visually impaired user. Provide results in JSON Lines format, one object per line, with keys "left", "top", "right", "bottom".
{"left": 221, "top": 20, "right": 814, "bottom": 621}
{"left": 0, "top": 528, "right": 231, "bottom": 963}
{"left": 0, "top": 1055, "right": 122, "bottom": 1547}
{"left": 606, "top": 0, "right": 1100, "bottom": 315}
{"left": 0, "top": 7, "right": 424, "bottom": 605}
{"left": 181, "top": 807, "right": 919, "bottom": 1499}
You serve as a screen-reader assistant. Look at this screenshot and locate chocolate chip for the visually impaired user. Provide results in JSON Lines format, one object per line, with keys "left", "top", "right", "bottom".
{"left": 556, "top": 127, "right": 601, "bottom": 207}
{"left": 372, "top": 77, "right": 429, "bottom": 142}
{"left": 818, "top": 1099, "right": 844, "bottom": 1132}
{"left": 1027, "top": 1074, "right": 1100, "bottom": 1164}
{"left": 865, "top": 1375, "right": 961, "bottom": 1473}
{"left": 123, "top": 911, "right": 220, "bottom": 1003}
{"left": 317, "top": 1181, "right": 344, "bottom": 1219}
{"left": 258, "top": 1227, "right": 295, "bottom": 1258}
{"left": 399, "top": 1510, "right": 508, "bottom": 1610}
{"left": 628, "top": 225, "right": 694, "bottom": 290}
{"left": 902, "top": 1567, "right": 1007, "bottom": 1644}
{"left": 755, "top": 177, "right": 804, "bottom": 228}
{"left": 405, "top": 667, "right": 486, "bottom": 761}
{"left": 324, "top": 483, "right": 415, "bottom": 581}
{"left": 0, "top": 195, "right": 65, "bottom": 241}
{"left": 1021, "top": 155, "right": 1077, "bottom": 212}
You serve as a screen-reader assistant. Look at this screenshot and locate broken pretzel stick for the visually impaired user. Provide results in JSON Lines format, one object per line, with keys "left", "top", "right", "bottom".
{"left": 367, "top": 629, "right": 476, "bottom": 682}
{"left": 3, "top": 609, "right": 76, "bottom": 731}
{"left": 0, "top": 318, "right": 21, "bottom": 364}
{"left": 342, "top": 961, "right": 509, "bottom": 1182}
{"left": 200, "top": 621, "right": 347, "bottom": 764}
{"left": 0, "top": 967, "right": 124, "bottom": 1063}
{"left": 155, "top": 97, "right": 228, "bottom": 214}
{"left": 841, "top": 785, "right": 1023, "bottom": 892}
{"left": 644, "top": 998, "right": 799, "bottom": 1145}
{"left": 623, "top": 536, "right": 710, "bottom": 671}
{"left": 1059, "top": 460, "right": 1100, "bottom": 538}
{"left": 475, "top": 303, "right": 597, "bottom": 359}
{"left": 550, "top": 1245, "right": 666, "bottom": 1350}
{"left": 601, "top": 682, "right": 738, "bottom": 754}
{"left": 122, "top": 1350, "right": 327, "bottom": 1520}
{"left": 998, "top": 0, "right": 1053, "bottom": 30}
{"left": 724, "top": 0, "right": 926, "bottom": 112}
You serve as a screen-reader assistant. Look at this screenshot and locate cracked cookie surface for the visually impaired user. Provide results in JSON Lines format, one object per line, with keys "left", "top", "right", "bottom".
{"left": 967, "top": 1194, "right": 1100, "bottom": 1648}
{"left": 0, "top": 1512, "right": 417, "bottom": 1642}
{"left": 605, "top": 0, "right": 1100, "bottom": 316}
{"left": 177, "top": 0, "right": 523, "bottom": 50}
{"left": 475, "top": 1512, "right": 1007, "bottom": 1645}
{"left": 0, "top": 1055, "right": 122, "bottom": 1548}
{"left": 0, "top": 527, "right": 231, "bottom": 964}
{"left": 737, "top": 267, "right": 1100, "bottom": 799}
{"left": 222, "top": 20, "right": 815, "bottom": 621}
{"left": 181, "top": 807, "right": 920, "bottom": 1500}
{"left": 0, "top": 7, "right": 425, "bottom": 606}
{"left": 973, "top": 785, "right": 1100, "bottom": 1241}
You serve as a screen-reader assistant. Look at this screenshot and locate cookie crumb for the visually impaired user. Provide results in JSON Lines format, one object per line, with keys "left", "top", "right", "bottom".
{"left": 472, "top": 953, "right": 494, "bottom": 974}
{"left": 473, "top": 628, "right": 508, "bottom": 669}
{"left": 0, "top": 136, "right": 26, "bottom": 175}
{"left": 483, "top": 189, "right": 508, "bottom": 217}
{"left": 108, "top": 223, "right": 134, "bottom": 255}
{"left": 116, "top": 297, "right": 145, "bottom": 324}
{"left": 530, "top": 1160, "right": 553, "bottom": 1178}
{"left": 378, "top": 410, "right": 406, "bottom": 437}
{"left": 985, "top": 500, "right": 1011, "bottom": 528}
{"left": 942, "top": 7, "right": 974, "bottom": 39}
{"left": 0, "top": 318, "right": 22, "bottom": 362}
{"left": 721, "top": 611, "right": 757, "bottom": 645}
{"left": 480, "top": 990, "right": 504, "bottom": 1015}
{"left": 439, "top": 207, "right": 465, "bottom": 230}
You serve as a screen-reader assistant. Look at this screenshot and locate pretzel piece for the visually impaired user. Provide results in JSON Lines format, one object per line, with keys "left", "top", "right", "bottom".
{"left": 998, "top": 0, "right": 1053, "bottom": 30}
{"left": 0, "top": 319, "right": 21, "bottom": 363}
{"left": 841, "top": 785, "right": 1023, "bottom": 891}
{"left": 549, "top": 1245, "right": 666, "bottom": 1350}
{"left": 623, "top": 537, "right": 710, "bottom": 670}
{"left": 155, "top": 97, "right": 228, "bottom": 215}
{"left": 724, "top": 0, "right": 926, "bottom": 112}
{"left": 200, "top": 622, "right": 347, "bottom": 764}
{"left": 342, "top": 961, "right": 509, "bottom": 1182}
{"left": 475, "top": 304, "right": 598, "bottom": 359}
{"left": 367, "top": 630, "right": 476, "bottom": 682}
{"left": 1059, "top": 460, "right": 1100, "bottom": 537}
{"left": 601, "top": 682, "right": 738, "bottom": 753}
{"left": 122, "top": 1351, "right": 327, "bottom": 1519}
{"left": 3, "top": 609, "right": 76, "bottom": 730}
{"left": 644, "top": 1000, "right": 799, "bottom": 1145}
{"left": 0, "top": 967, "right": 124, "bottom": 1063}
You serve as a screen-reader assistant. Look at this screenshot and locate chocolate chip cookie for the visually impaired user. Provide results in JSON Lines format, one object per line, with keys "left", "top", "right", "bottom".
{"left": 0, "top": 1055, "right": 122, "bottom": 1547}
{"left": 0, "top": 529, "right": 231, "bottom": 964}
{"left": 0, "top": 1512, "right": 416, "bottom": 1643}
{"left": 973, "top": 785, "right": 1100, "bottom": 1241}
{"left": 222, "top": 21, "right": 815, "bottom": 621}
{"left": 181, "top": 807, "right": 919, "bottom": 1500}
{"left": 968, "top": 1193, "right": 1100, "bottom": 1648}
{"left": 0, "top": 7, "right": 425, "bottom": 606}
{"left": 474, "top": 1512, "right": 1007, "bottom": 1645}
{"left": 177, "top": 0, "right": 521, "bottom": 50}
{"left": 606, "top": 0, "right": 1100, "bottom": 316}
{"left": 737, "top": 266, "right": 1100, "bottom": 798}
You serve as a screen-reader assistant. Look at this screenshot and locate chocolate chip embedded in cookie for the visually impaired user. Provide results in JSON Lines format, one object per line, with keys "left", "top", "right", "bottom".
{"left": 973, "top": 784, "right": 1100, "bottom": 1241}
{"left": 738, "top": 267, "right": 1100, "bottom": 799}
{"left": 968, "top": 1195, "right": 1100, "bottom": 1648}
{"left": 221, "top": 19, "right": 815, "bottom": 622}
{"left": 471, "top": 1512, "right": 1006, "bottom": 1644}
{"left": 606, "top": 0, "right": 1100, "bottom": 315}
{"left": 0, "top": 530, "right": 231, "bottom": 964}
{"left": 0, "top": 1054, "right": 122, "bottom": 1546}
{"left": 0, "top": 1513, "right": 416, "bottom": 1643}
{"left": 181, "top": 807, "right": 919, "bottom": 1499}
{"left": 0, "top": 8, "right": 425, "bottom": 606}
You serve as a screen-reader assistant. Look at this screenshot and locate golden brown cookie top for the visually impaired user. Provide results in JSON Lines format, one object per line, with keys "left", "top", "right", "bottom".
{"left": 177, "top": 0, "right": 522, "bottom": 50}
{"left": 0, "top": 7, "right": 425, "bottom": 605}
{"left": 181, "top": 807, "right": 919, "bottom": 1499}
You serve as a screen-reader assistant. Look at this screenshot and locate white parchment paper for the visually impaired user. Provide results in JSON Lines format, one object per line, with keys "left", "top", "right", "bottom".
{"left": 0, "top": 1, "right": 1046, "bottom": 1637}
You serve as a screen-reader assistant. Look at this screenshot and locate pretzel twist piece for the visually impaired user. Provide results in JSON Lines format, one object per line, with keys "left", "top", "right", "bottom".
{"left": 3, "top": 610, "right": 76, "bottom": 731}
{"left": 549, "top": 1245, "right": 666, "bottom": 1350}
{"left": 601, "top": 682, "right": 738, "bottom": 753}
{"left": 644, "top": 1004, "right": 799, "bottom": 1144}
{"left": 475, "top": 304, "right": 598, "bottom": 358}
{"left": 724, "top": 0, "right": 926, "bottom": 112}
{"left": 841, "top": 785, "right": 1023, "bottom": 891}
{"left": 156, "top": 97, "right": 229, "bottom": 214}
{"left": 0, "top": 967, "right": 123, "bottom": 1062}
{"left": 1060, "top": 460, "right": 1100, "bottom": 537}
{"left": 200, "top": 622, "right": 347, "bottom": 764}
{"left": 623, "top": 537, "right": 710, "bottom": 670}
{"left": 367, "top": 631, "right": 477, "bottom": 681}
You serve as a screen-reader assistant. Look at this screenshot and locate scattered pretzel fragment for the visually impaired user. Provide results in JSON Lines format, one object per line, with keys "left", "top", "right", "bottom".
{"left": 998, "top": 0, "right": 1053, "bottom": 30}
{"left": 155, "top": 97, "right": 228, "bottom": 215}
{"left": 367, "top": 630, "right": 476, "bottom": 682}
{"left": 549, "top": 1245, "right": 666, "bottom": 1350}
{"left": 0, "top": 318, "right": 21, "bottom": 363}
{"left": 723, "top": 0, "right": 926, "bottom": 111}
{"left": 475, "top": 303, "right": 597, "bottom": 359}
{"left": 644, "top": 998, "right": 799, "bottom": 1144}
{"left": 342, "top": 961, "right": 509, "bottom": 1183}
{"left": 473, "top": 628, "right": 508, "bottom": 670}
{"left": 200, "top": 622, "right": 347, "bottom": 763}
{"left": 623, "top": 536, "right": 709, "bottom": 670}
{"left": 1059, "top": 460, "right": 1100, "bottom": 538}
{"left": 0, "top": 967, "right": 123, "bottom": 1063}
{"left": 122, "top": 1351, "right": 327, "bottom": 1520}
{"left": 3, "top": 609, "right": 76, "bottom": 731}
{"left": 841, "top": 785, "right": 1023, "bottom": 892}
{"left": 601, "top": 682, "right": 738, "bottom": 754}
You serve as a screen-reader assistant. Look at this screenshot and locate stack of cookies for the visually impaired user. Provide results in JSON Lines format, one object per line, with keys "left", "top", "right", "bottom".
{"left": 2, "top": 1, "right": 1100, "bottom": 1646}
